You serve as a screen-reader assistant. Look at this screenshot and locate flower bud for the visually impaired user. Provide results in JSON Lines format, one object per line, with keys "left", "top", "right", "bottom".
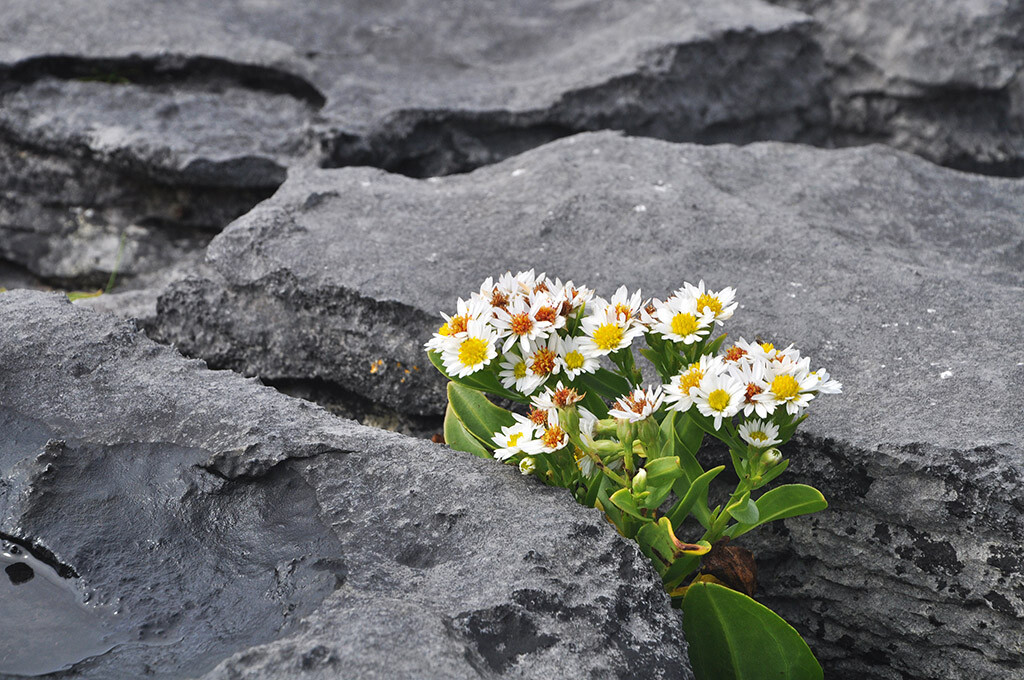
{"left": 592, "top": 440, "right": 622, "bottom": 457}
{"left": 761, "top": 448, "right": 783, "bottom": 467}
{"left": 594, "top": 418, "right": 618, "bottom": 437}
{"left": 519, "top": 457, "right": 537, "bottom": 475}
{"left": 632, "top": 468, "right": 648, "bottom": 493}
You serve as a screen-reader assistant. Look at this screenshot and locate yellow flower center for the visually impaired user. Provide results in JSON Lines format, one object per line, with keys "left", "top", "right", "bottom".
{"left": 671, "top": 313, "right": 698, "bottom": 337}
{"left": 449, "top": 315, "right": 469, "bottom": 335}
{"left": 509, "top": 432, "right": 523, "bottom": 447}
{"left": 696, "top": 293, "right": 722, "bottom": 316}
{"left": 771, "top": 374, "right": 801, "bottom": 399}
{"left": 592, "top": 323, "right": 624, "bottom": 350}
{"left": 707, "top": 389, "right": 731, "bottom": 412}
{"left": 438, "top": 322, "right": 451, "bottom": 336}
{"left": 458, "top": 337, "right": 489, "bottom": 367}
{"left": 760, "top": 342, "right": 774, "bottom": 353}
{"left": 531, "top": 348, "right": 557, "bottom": 375}
{"left": 614, "top": 302, "right": 633, "bottom": 318}
{"left": 678, "top": 369, "right": 703, "bottom": 394}
{"left": 749, "top": 430, "right": 768, "bottom": 441}
{"left": 513, "top": 361, "right": 527, "bottom": 379}
{"left": 564, "top": 350, "right": 586, "bottom": 370}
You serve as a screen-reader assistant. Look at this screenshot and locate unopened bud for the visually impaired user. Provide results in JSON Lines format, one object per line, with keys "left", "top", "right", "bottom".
{"left": 632, "top": 468, "right": 648, "bottom": 493}
{"left": 592, "top": 440, "right": 622, "bottom": 456}
{"left": 519, "top": 457, "right": 537, "bottom": 475}
{"left": 761, "top": 448, "right": 783, "bottom": 467}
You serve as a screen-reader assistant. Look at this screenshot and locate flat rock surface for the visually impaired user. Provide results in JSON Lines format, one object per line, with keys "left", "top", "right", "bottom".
{"left": 155, "top": 132, "right": 1024, "bottom": 678}
{"left": 0, "top": 0, "right": 828, "bottom": 292}
{"left": 773, "top": 0, "right": 1024, "bottom": 174}
{"left": 0, "top": 290, "right": 690, "bottom": 679}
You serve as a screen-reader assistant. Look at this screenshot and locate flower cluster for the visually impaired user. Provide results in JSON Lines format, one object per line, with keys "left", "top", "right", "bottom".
{"left": 427, "top": 271, "right": 840, "bottom": 472}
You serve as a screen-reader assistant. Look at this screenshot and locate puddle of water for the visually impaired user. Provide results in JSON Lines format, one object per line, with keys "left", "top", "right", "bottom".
{"left": 0, "top": 540, "right": 131, "bottom": 677}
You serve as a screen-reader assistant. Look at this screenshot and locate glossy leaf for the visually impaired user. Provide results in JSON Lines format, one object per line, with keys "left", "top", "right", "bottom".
{"left": 637, "top": 518, "right": 711, "bottom": 575}
{"left": 609, "top": 488, "right": 653, "bottom": 522}
{"left": 645, "top": 456, "right": 684, "bottom": 487}
{"left": 727, "top": 494, "right": 760, "bottom": 524}
{"left": 446, "top": 382, "right": 516, "bottom": 447}
{"left": 682, "top": 582, "right": 823, "bottom": 680}
{"left": 727, "top": 484, "right": 827, "bottom": 539}
{"left": 667, "top": 465, "right": 725, "bottom": 528}
{"left": 443, "top": 402, "right": 491, "bottom": 459}
{"left": 579, "top": 368, "right": 632, "bottom": 400}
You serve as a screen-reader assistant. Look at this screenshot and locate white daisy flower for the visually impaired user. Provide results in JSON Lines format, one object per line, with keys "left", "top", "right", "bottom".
{"left": 522, "top": 422, "right": 570, "bottom": 454}
{"left": 550, "top": 279, "right": 593, "bottom": 317}
{"left": 678, "top": 280, "right": 737, "bottom": 324}
{"left": 532, "top": 381, "right": 584, "bottom": 412}
{"left": 474, "top": 275, "right": 515, "bottom": 313}
{"left": 524, "top": 334, "right": 562, "bottom": 383}
{"left": 558, "top": 335, "right": 599, "bottom": 380}
{"left": 692, "top": 373, "right": 745, "bottom": 430}
{"left": 724, "top": 359, "right": 768, "bottom": 417}
{"left": 493, "top": 418, "right": 538, "bottom": 461}
{"left": 754, "top": 360, "right": 819, "bottom": 415}
{"left": 492, "top": 296, "right": 555, "bottom": 354}
{"left": 737, "top": 419, "right": 782, "bottom": 448}
{"left": 605, "top": 285, "right": 644, "bottom": 321}
{"left": 424, "top": 296, "right": 491, "bottom": 352}
{"left": 498, "top": 350, "right": 545, "bottom": 395}
{"left": 519, "top": 456, "right": 537, "bottom": 475}
{"left": 648, "top": 295, "right": 715, "bottom": 345}
{"left": 811, "top": 367, "right": 843, "bottom": 394}
{"left": 663, "top": 354, "right": 726, "bottom": 413}
{"left": 609, "top": 385, "right": 664, "bottom": 423}
{"left": 439, "top": 318, "right": 498, "bottom": 377}
{"left": 580, "top": 305, "right": 645, "bottom": 356}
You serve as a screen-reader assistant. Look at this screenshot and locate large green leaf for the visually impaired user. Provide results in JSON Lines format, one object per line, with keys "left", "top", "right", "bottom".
{"left": 682, "top": 582, "right": 823, "bottom": 680}
{"left": 667, "top": 465, "right": 724, "bottom": 528}
{"left": 726, "top": 484, "right": 827, "bottom": 539}
{"left": 446, "top": 382, "right": 516, "bottom": 447}
{"left": 579, "top": 368, "right": 632, "bottom": 400}
{"left": 443, "top": 402, "right": 491, "bottom": 459}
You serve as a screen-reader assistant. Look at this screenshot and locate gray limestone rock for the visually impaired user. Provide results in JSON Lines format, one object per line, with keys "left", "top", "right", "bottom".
{"left": 154, "top": 132, "right": 1024, "bottom": 678}
{"left": 0, "top": 290, "right": 690, "bottom": 679}
{"left": 0, "top": 0, "right": 829, "bottom": 288}
{"left": 773, "top": 0, "right": 1024, "bottom": 175}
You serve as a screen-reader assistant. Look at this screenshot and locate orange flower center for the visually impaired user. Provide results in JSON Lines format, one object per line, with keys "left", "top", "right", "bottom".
{"left": 535, "top": 306, "right": 558, "bottom": 324}
{"left": 531, "top": 348, "right": 557, "bottom": 375}
{"left": 510, "top": 313, "right": 533, "bottom": 336}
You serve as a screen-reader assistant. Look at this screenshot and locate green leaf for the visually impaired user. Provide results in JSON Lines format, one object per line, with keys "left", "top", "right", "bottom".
{"left": 645, "top": 456, "right": 684, "bottom": 487}
{"left": 667, "top": 465, "right": 725, "bottom": 528}
{"left": 704, "top": 333, "right": 728, "bottom": 356}
{"left": 579, "top": 388, "right": 609, "bottom": 419}
{"left": 637, "top": 517, "right": 711, "bottom": 576}
{"left": 727, "top": 494, "right": 760, "bottom": 524}
{"left": 443, "top": 402, "right": 491, "bottom": 459}
{"left": 579, "top": 368, "right": 632, "bottom": 400}
{"left": 446, "top": 382, "right": 516, "bottom": 447}
{"left": 427, "top": 351, "right": 526, "bottom": 402}
{"left": 728, "top": 484, "right": 827, "bottom": 539}
{"left": 682, "top": 582, "right": 823, "bottom": 680}
{"left": 609, "top": 488, "right": 653, "bottom": 522}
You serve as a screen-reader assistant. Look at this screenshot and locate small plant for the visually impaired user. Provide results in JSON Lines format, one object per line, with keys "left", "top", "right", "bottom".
{"left": 426, "top": 270, "right": 840, "bottom": 679}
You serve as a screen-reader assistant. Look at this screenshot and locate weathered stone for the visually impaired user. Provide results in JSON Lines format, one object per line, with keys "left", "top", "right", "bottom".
{"left": 0, "top": 0, "right": 829, "bottom": 287}
{"left": 155, "top": 132, "right": 1024, "bottom": 678}
{"left": 0, "top": 290, "right": 690, "bottom": 679}
{"left": 772, "top": 0, "right": 1024, "bottom": 175}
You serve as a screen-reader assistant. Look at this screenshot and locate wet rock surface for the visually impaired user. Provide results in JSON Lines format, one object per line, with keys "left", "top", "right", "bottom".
{"left": 154, "top": 132, "right": 1024, "bottom": 678}
{"left": 772, "top": 0, "right": 1024, "bottom": 175}
{"left": 0, "top": 290, "right": 690, "bottom": 679}
{"left": 0, "top": 0, "right": 828, "bottom": 290}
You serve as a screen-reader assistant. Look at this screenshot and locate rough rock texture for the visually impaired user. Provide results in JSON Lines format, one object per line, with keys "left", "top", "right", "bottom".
{"left": 155, "top": 132, "right": 1024, "bottom": 678}
{"left": 772, "top": 0, "right": 1024, "bottom": 175}
{"left": 0, "top": 0, "right": 829, "bottom": 289}
{"left": 0, "top": 290, "right": 691, "bottom": 679}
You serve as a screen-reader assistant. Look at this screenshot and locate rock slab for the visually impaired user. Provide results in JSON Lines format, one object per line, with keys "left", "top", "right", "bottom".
{"left": 0, "top": 290, "right": 690, "bottom": 679}
{"left": 155, "top": 132, "right": 1024, "bottom": 678}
